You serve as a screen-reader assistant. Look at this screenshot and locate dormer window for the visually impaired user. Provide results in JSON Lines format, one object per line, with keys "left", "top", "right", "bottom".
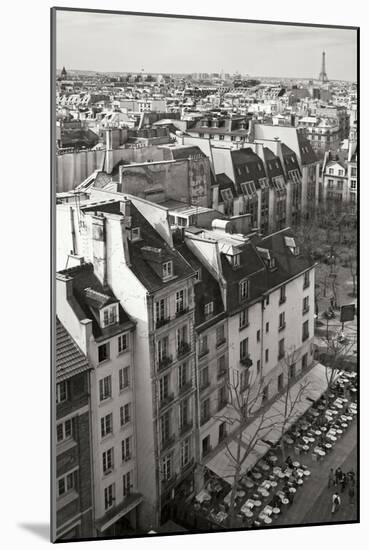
{"left": 284, "top": 236, "right": 300, "bottom": 256}
{"left": 194, "top": 268, "right": 202, "bottom": 283}
{"left": 130, "top": 227, "right": 141, "bottom": 241}
{"left": 102, "top": 305, "right": 118, "bottom": 327}
{"left": 204, "top": 302, "right": 214, "bottom": 317}
{"left": 162, "top": 261, "right": 173, "bottom": 281}
{"left": 241, "top": 181, "right": 256, "bottom": 197}
{"left": 221, "top": 188, "right": 233, "bottom": 201}
{"left": 259, "top": 177, "right": 268, "bottom": 190}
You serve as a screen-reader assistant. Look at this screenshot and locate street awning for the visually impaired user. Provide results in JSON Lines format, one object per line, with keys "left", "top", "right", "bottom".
{"left": 205, "top": 363, "right": 330, "bottom": 482}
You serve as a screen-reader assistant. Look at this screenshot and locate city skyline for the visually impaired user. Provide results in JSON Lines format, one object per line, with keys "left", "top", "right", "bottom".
{"left": 56, "top": 11, "right": 357, "bottom": 81}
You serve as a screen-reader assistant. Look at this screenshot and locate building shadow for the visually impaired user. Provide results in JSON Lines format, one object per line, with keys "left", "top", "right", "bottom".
{"left": 18, "top": 523, "right": 49, "bottom": 541}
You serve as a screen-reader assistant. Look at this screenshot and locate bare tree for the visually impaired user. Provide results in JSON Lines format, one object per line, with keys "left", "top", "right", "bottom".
{"left": 279, "top": 349, "right": 311, "bottom": 461}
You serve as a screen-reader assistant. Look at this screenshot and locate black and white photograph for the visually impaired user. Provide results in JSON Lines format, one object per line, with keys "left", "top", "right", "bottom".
{"left": 51, "top": 6, "right": 358, "bottom": 543}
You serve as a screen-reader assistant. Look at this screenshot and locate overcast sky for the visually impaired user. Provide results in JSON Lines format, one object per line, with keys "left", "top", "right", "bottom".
{"left": 56, "top": 10, "right": 357, "bottom": 81}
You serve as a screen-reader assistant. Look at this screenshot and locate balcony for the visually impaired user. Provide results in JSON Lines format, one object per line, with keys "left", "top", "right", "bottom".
{"left": 216, "top": 338, "right": 227, "bottom": 349}
{"left": 217, "top": 369, "right": 227, "bottom": 380}
{"left": 179, "top": 380, "right": 193, "bottom": 395}
{"left": 159, "top": 393, "right": 174, "bottom": 410}
{"left": 180, "top": 421, "right": 193, "bottom": 436}
{"left": 198, "top": 347, "right": 209, "bottom": 359}
{"left": 177, "top": 342, "right": 191, "bottom": 359}
{"left": 156, "top": 317, "right": 170, "bottom": 329}
{"left": 240, "top": 355, "right": 252, "bottom": 368}
{"left": 158, "top": 355, "right": 173, "bottom": 372}
{"left": 176, "top": 307, "right": 189, "bottom": 319}
{"left": 161, "top": 434, "right": 176, "bottom": 452}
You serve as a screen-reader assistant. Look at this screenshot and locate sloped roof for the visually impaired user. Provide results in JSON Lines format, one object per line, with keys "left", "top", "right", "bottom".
{"left": 297, "top": 132, "right": 318, "bottom": 165}
{"left": 56, "top": 317, "right": 90, "bottom": 383}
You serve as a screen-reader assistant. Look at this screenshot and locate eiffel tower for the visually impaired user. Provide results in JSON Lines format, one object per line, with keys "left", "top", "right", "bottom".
{"left": 318, "top": 51, "right": 328, "bottom": 83}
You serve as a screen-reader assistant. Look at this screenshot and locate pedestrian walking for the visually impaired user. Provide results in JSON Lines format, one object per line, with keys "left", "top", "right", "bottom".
{"left": 335, "top": 467, "right": 343, "bottom": 486}
{"left": 340, "top": 473, "right": 347, "bottom": 493}
{"left": 348, "top": 484, "right": 355, "bottom": 504}
{"left": 331, "top": 493, "right": 341, "bottom": 514}
{"left": 328, "top": 468, "right": 334, "bottom": 488}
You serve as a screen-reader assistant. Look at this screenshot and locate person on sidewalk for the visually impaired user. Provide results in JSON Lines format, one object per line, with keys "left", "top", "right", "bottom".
{"left": 340, "top": 472, "right": 347, "bottom": 494}
{"left": 331, "top": 493, "right": 341, "bottom": 515}
{"left": 348, "top": 484, "right": 355, "bottom": 505}
{"left": 335, "top": 467, "right": 343, "bottom": 486}
{"left": 328, "top": 468, "right": 335, "bottom": 488}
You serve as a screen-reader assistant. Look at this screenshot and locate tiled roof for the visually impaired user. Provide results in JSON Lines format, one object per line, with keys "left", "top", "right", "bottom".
{"left": 230, "top": 148, "right": 267, "bottom": 192}
{"left": 297, "top": 132, "right": 318, "bottom": 165}
{"left": 168, "top": 146, "right": 206, "bottom": 160}
{"left": 216, "top": 173, "right": 237, "bottom": 202}
{"left": 56, "top": 317, "right": 90, "bottom": 383}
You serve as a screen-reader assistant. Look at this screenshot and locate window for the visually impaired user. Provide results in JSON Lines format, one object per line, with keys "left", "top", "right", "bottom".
{"left": 240, "top": 338, "right": 249, "bottom": 360}
{"left": 303, "top": 296, "right": 309, "bottom": 314}
{"left": 162, "top": 453, "right": 172, "bottom": 481}
{"left": 338, "top": 169, "right": 344, "bottom": 176}
{"left": 101, "top": 413, "right": 113, "bottom": 438}
{"left": 265, "top": 349, "right": 269, "bottom": 363}
{"left": 240, "top": 279, "right": 249, "bottom": 300}
{"left": 99, "top": 376, "right": 112, "bottom": 401}
{"left": 279, "top": 312, "right": 286, "bottom": 330}
{"left": 221, "top": 188, "right": 233, "bottom": 201}
{"left": 217, "top": 355, "right": 226, "bottom": 377}
{"left": 239, "top": 308, "right": 249, "bottom": 329}
{"left": 57, "top": 470, "right": 77, "bottom": 498}
{"left": 265, "top": 295, "right": 270, "bottom": 306}
{"left": 266, "top": 322, "right": 269, "bottom": 333}
{"left": 204, "top": 302, "right": 214, "bottom": 316}
{"left": 103, "top": 305, "right": 117, "bottom": 327}
{"left": 351, "top": 167, "right": 357, "bottom": 177}
{"left": 327, "top": 179, "right": 334, "bottom": 188}
{"left": 219, "top": 422, "right": 227, "bottom": 443}
{"left": 262, "top": 385, "right": 269, "bottom": 403}
{"left": 179, "top": 397, "right": 190, "bottom": 429}
{"left": 118, "top": 333, "right": 129, "bottom": 353}
{"left": 218, "top": 386, "right": 227, "bottom": 410}
{"left": 102, "top": 448, "right": 114, "bottom": 474}
{"left": 257, "top": 359, "right": 261, "bottom": 373}
{"left": 56, "top": 381, "right": 69, "bottom": 404}
{"left": 119, "top": 366, "right": 130, "bottom": 391}
{"left": 202, "top": 435, "right": 211, "bottom": 456}
{"left": 157, "top": 336, "right": 169, "bottom": 362}
{"left": 256, "top": 329, "right": 261, "bottom": 342}
{"left": 121, "top": 436, "right": 132, "bottom": 461}
{"left": 278, "top": 373, "right": 284, "bottom": 391}
{"left": 302, "top": 353, "right": 308, "bottom": 370}
{"left": 229, "top": 253, "right": 241, "bottom": 267}
{"left": 155, "top": 297, "right": 169, "bottom": 324}
{"left": 123, "top": 471, "right": 132, "bottom": 497}
{"left": 216, "top": 324, "right": 225, "bottom": 346}
{"left": 303, "top": 271, "right": 310, "bottom": 289}
{"left": 279, "top": 285, "right": 286, "bottom": 304}
{"left": 161, "top": 411, "right": 171, "bottom": 445}
{"left": 278, "top": 338, "right": 285, "bottom": 360}
{"left": 162, "top": 261, "right": 173, "bottom": 280}
{"left": 240, "top": 369, "right": 250, "bottom": 391}
{"left": 194, "top": 268, "right": 202, "bottom": 282}
{"left": 131, "top": 227, "right": 141, "bottom": 241}
{"left": 200, "top": 398, "right": 210, "bottom": 425}
{"left": 178, "top": 362, "right": 188, "bottom": 389}
{"left": 159, "top": 374, "right": 169, "bottom": 402}
{"left": 302, "top": 320, "right": 309, "bottom": 341}
{"left": 199, "top": 334, "right": 208, "bottom": 356}
{"left": 104, "top": 484, "right": 115, "bottom": 510}
{"left": 350, "top": 180, "right": 356, "bottom": 189}
{"left": 98, "top": 343, "right": 110, "bottom": 363}
{"left": 200, "top": 366, "right": 209, "bottom": 389}
{"left": 176, "top": 289, "right": 186, "bottom": 313}
{"left": 120, "top": 403, "right": 131, "bottom": 426}
{"left": 57, "top": 419, "right": 73, "bottom": 443}
{"left": 289, "top": 363, "right": 296, "bottom": 380}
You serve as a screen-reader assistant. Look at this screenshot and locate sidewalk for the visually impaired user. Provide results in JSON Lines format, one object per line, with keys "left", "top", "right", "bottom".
{"left": 274, "top": 418, "right": 357, "bottom": 526}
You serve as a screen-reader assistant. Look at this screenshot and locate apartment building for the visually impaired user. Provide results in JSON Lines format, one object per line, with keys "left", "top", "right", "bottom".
{"left": 56, "top": 193, "right": 198, "bottom": 529}
{"left": 55, "top": 318, "right": 93, "bottom": 541}
{"left": 56, "top": 264, "right": 142, "bottom": 537}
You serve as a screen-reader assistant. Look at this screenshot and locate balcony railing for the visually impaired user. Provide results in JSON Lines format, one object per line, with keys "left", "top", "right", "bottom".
{"left": 216, "top": 338, "right": 227, "bottom": 348}
{"left": 156, "top": 317, "right": 170, "bottom": 329}
{"left": 180, "top": 421, "right": 193, "bottom": 436}
{"left": 179, "top": 380, "right": 193, "bottom": 395}
{"left": 198, "top": 347, "right": 209, "bottom": 359}
{"left": 217, "top": 369, "right": 227, "bottom": 380}
{"left": 175, "top": 307, "right": 189, "bottom": 318}
{"left": 161, "top": 434, "right": 176, "bottom": 452}
{"left": 240, "top": 355, "right": 253, "bottom": 368}
{"left": 159, "top": 393, "right": 174, "bottom": 409}
{"left": 177, "top": 342, "right": 191, "bottom": 359}
{"left": 158, "top": 355, "right": 173, "bottom": 371}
